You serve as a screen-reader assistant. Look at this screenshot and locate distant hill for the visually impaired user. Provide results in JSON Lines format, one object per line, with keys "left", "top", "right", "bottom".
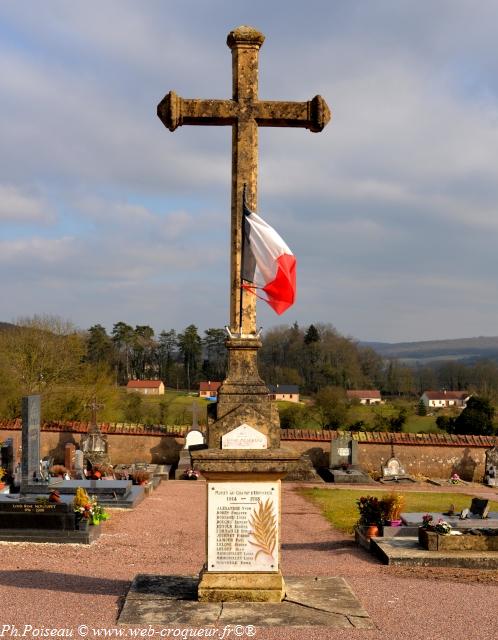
{"left": 0, "top": 322, "right": 15, "bottom": 331}
{"left": 362, "top": 336, "right": 498, "bottom": 365}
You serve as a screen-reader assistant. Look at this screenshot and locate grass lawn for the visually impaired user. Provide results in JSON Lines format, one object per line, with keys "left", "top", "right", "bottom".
{"left": 299, "top": 488, "right": 498, "bottom": 534}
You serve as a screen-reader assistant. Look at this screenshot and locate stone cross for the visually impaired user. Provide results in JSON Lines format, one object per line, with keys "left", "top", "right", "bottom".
{"left": 85, "top": 396, "right": 104, "bottom": 432}
{"left": 158, "top": 25, "right": 330, "bottom": 335}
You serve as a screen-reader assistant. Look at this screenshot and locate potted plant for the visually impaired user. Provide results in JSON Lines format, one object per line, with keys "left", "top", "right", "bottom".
{"left": 356, "top": 495, "right": 383, "bottom": 537}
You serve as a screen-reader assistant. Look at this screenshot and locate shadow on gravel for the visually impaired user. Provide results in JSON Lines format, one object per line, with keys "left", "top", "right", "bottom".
{"left": 0, "top": 570, "right": 130, "bottom": 595}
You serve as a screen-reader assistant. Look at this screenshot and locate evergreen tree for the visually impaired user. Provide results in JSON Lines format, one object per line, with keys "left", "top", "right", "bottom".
{"left": 452, "top": 396, "right": 495, "bottom": 435}
{"left": 417, "top": 398, "right": 427, "bottom": 416}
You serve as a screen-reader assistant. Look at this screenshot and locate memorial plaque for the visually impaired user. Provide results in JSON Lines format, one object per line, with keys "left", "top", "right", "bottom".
{"left": 207, "top": 482, "right": 279, "bottom": 572}
{"left": 221, "top": 424, "right": 267, "bottom": 450}
{"left": 337, "top": 448, "right": 350, "bottom": 457}
{"left": 21, "top": 395, "right": 42, "bottom": 490}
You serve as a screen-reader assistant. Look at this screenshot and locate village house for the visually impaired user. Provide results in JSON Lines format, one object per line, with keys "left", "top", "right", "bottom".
{"left": 268, "top": 384, "right": 300, "bottom": 403}
{"left": 126, "top": 380, "right": 165, "bottom": 395}
{"left": 346, "top": 390, "right": 382, "bottom": 405}
{"left": 199, "top": 381, "right": 222, "bottom": 400}
{"left": 421, "top": 390, "right": 470, "bottom": 409}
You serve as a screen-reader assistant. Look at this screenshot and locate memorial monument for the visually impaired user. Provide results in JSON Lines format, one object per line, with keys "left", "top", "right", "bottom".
{"left": 80, "top": 397, "right": 110, "bottom": 468}
{"left": 158, "top": 25, "right": 330, "bottom": 602}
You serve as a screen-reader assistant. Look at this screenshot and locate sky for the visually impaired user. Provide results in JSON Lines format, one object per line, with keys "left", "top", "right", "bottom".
{"left": 1, "top": 1, "right": 498, "bottom": 343}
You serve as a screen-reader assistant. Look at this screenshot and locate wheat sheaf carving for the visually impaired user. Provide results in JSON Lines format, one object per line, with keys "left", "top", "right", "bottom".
{"left": 248, "top": 498, "right": 277, "bottom": 562}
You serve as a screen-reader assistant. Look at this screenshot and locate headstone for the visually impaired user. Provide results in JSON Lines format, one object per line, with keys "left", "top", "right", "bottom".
{"left": 380, "top": 456, "right": 415, "bottom": 483}
{"left": 469, "top": 498, "right": 490, "bottom": 519}
{"left": 65, "top": 443, "right": 76, "bottom": 474}
{"left": 222, "top": 424, "right": 268, "bottom": 450}
{"left": 185, "top": 430, "right": 205, "bottom": 450}
{"left": 20, "top": 395, "right": 47, "bottom": 493}
{"left": 329, "top": 433, "right": 358, "bottom": 468}
{"left": 80, "top": 398, "right": 110, "bottom": 468}
{"left": 74, "top": 449, "right": 84, "bottom": 479}
{"left": 1, "top": 438, "right": 14, "bottom": 480}
{"left": 484, "top": 445, "right": 498, "bottom": 487}
{"left": 328, "top": 433, "right": 373, "bottom": 484}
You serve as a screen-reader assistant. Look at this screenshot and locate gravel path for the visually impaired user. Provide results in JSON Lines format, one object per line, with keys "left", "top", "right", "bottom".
{"left": 0, "top": 481, "right": 497, "bottom": 640}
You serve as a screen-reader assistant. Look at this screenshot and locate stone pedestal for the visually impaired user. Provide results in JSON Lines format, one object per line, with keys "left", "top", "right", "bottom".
{"left": 209, "top": 337, "right": 280, "bottom": 448}
{"left": 192, "top": 449, "right": 299, "bottom": 602}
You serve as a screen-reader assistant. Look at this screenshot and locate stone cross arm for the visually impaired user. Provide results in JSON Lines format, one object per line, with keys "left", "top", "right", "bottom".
{"left": 158, "top": 90, "right": 330, "bottom": 133}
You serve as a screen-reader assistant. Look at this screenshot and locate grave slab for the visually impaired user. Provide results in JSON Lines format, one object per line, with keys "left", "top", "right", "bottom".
{"left": 118, "top": 574, "right": 374, "bottom": 628}
{"left": 372, "top": 536, "right": 498, "bottom": 568}
{"left": 401, "top": 511, "right": 498, "bottom": 529}
{"left": 19, "top": 480, "right": 145, "bottom": 508}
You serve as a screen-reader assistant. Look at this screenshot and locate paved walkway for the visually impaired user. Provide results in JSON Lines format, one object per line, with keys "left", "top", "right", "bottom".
{"left": 0, "top": 481, "right": 497, "bottom": 640}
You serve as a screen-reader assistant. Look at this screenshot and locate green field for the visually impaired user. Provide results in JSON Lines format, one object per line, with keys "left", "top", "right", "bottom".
{"left": 117, "top": 389, "right": 211, "bottom": 425}
{"left": 299, "top": 488, "right": 498, "bottom": 534}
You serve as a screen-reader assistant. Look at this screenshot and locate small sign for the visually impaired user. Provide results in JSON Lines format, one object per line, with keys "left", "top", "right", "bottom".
{"left": 207, "top": 482, "right": 279, "bottom": 572}
{"left": 222, "top": 424, "right": 267, "bottom": 450}
{"left": 337, "top": 447, "right": 350, "bottom": 457}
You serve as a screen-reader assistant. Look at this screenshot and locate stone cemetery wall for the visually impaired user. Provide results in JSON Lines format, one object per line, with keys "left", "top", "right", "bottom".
{"left": 0, "top": 420, "right": 494, "bottom": 480}
{"left": 0, "top": 420, "right": 185, "bottom": 465}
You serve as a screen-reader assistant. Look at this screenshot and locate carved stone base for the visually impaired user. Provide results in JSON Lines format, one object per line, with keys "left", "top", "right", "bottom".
{"left": 209, "top": 336, "right": 280, "bottom": 447}
{"left": 197, "top": 567, "right": 285, "bottom": 602}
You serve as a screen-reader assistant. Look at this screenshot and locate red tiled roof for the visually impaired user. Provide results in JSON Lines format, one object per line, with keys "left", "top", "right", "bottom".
{"left": 199, "top": 381, "right": 222, "bottom": 392}
{"left": 346, "top": 390, "right": 381, "bottom": 399}
{"left": 423, "top": 390, "right": 469, "bottom": 400}
{"left": 126, "top": 380, "right": 163, "bottom": 389}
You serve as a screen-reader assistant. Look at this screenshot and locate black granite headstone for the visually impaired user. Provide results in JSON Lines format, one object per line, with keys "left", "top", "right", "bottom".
{"left": 21, "top": 395, "right": 44, "bottom": 493}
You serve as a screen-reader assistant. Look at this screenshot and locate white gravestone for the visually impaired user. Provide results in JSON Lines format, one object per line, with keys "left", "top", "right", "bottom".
{"left": 207, "top": 482, "right": 279, "bottom": 572}
{"left": 185, "top": 429, "right": 205, "bottom": 449}
{"left": 222, "top": 424, "right": 267, "bottom": 450}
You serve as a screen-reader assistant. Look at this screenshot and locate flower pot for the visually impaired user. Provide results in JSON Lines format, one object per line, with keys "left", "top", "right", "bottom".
{"left": 364, "top": 524, "right": 379, "bottom": 538}
{"left": 0, "top": 482, "right": 5, "bottom": 491}
{"left": 389, "top": 519, "right": 402, "bottom": 527}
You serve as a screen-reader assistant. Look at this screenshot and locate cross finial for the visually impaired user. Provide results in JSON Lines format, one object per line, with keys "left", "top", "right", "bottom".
{"left": 157, "top": 26, "right": 330, "bottom": 334}
{"left": 85, "top": 396, "right": 104, "bottom": 429}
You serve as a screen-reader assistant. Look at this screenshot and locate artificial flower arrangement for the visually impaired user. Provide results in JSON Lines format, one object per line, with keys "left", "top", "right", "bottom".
{"left": 380, "top": 492, "right": 405, "bottom": 523}
{"left": 421, "top": 513, "right": 452, "bottom": 535}
{"left": 0, "top": 467, "right": 6, "bottom": 482}
{"left": 183, "top": 468, "right": 200, "bottom": 480}
{"left": 73, "top": 487, "right": 109, "bottom": 526}
{"left": 449, "top": 473, "right": 461, "bottom": 484}
{"left": 130, "top": 470, "right": 151, "bottom": 485}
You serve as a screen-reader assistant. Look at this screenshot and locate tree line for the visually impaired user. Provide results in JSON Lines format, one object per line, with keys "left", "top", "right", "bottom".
{"left": 87, "top": 322, "right": 226, "bottom": 390}
{"left": 2, "top": 316, "right": 498, "bottom": 433}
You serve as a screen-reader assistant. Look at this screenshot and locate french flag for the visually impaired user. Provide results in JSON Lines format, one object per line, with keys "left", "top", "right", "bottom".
{"left": 241, "top": 203, "right": 296, "bottom": 315}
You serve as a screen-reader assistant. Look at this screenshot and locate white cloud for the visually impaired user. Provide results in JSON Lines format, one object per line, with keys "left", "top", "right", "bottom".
{"left": 0, "top": 185, "right": 54, "bottom": 224}
{"left": 1, "top": 2, "right": 498, "bottom": 340}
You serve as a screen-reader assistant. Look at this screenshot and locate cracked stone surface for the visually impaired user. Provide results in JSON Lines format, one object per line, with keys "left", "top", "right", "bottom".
{"left": 118, "top": 575, "right": 374, "bottom": 628}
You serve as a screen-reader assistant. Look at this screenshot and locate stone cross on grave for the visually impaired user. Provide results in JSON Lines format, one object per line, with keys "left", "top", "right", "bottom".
{"left": 85, "top": 397, "right": 104, "bottom": 433}
{"left": 158, "top": 25, "right": 330, "bottom": 336}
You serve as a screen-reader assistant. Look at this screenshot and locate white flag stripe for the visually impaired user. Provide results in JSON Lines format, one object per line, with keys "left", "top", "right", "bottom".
{"left": 245, "top": 211, "right": 293, "bottom": 285}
